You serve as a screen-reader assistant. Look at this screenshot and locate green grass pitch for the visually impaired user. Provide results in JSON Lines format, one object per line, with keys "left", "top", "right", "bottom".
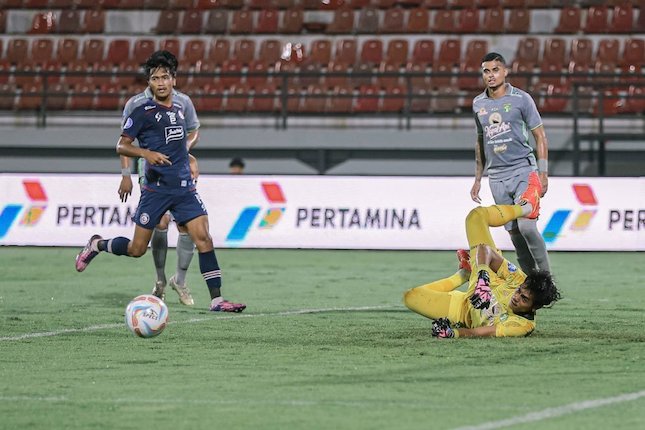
{"left": 1, "top": 248, "right": 644, "bottom": 430}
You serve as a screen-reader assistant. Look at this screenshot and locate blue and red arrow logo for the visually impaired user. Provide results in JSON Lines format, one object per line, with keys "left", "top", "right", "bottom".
{"left": 226, "top": 182, "right": 286, "bottom": 242}
{"left": 542, "top": 184, "right": 597, "bottom": 244}
{"left": 0, "top": 179, "right": 48, "bottom": 239}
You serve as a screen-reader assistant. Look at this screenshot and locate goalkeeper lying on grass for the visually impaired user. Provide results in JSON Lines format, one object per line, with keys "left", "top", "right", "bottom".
{"left": 404, "top": 184, "right": 561, "bottom": 338}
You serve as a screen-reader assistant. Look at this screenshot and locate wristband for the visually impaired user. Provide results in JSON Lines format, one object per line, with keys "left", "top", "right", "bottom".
{"left": 121, "top": 168, "right": 131, "bottom": 176}
{"left": 537, "top": 159, "right": 548, "bottom": 173}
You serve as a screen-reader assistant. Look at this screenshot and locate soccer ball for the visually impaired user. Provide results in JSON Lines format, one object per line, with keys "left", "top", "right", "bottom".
{"left": 125, "top": 294, "right": 169, "bottom": 338}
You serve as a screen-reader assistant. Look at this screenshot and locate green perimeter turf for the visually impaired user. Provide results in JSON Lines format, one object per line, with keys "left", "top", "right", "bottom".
{"left": 0, "top": 248, "right": 644, "bottom": 430}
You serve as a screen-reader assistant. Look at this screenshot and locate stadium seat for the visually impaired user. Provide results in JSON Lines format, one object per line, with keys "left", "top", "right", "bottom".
{"left": 257, "top": 39, "right": 282, "bottom": 66}
{"left": 279, "top": 85, "right": 300, "bottom": 113}
{"left": 638, "top": 7, "right": 645, "bottom": 33}
{"left": 220, "top": 0, "right": 245, "bottom": 8}
{"left": 376, "top": 61, "right": 401, "bottom": 90}
{"left": 609, "top": 4, "right": 634, "bottom": 33}
{"left": 621, "top": 38, "right": 644, "bottom": 68}
{"left": 405, "top": 61, "right": 429, "bottom": 88}
{"left": 273, "top": 59, "right": 298, "bottom": 88}
{"left": 423, "top": 0, "right": 447, "bottom": 8}
{"left": 352, "top": 62, "right": 373, "bottom": 87}
{"left": 409, "top": 86, "right": 431, "bottom": 113}
{"left": 501, "top": 0, "right": 525, "bottom": 6}
{"left": 595, "top": 39, "right": 620, "bottom": 65}
{"left": 194, "top": 84, "right": 225, "bottom": 112}
{"left": 584, "top": 6, "right": 609, "bottom": 33}
{"left": 248, "top": 82, "right": 277, "bottom": 112}
{"left": 299, "top": 62, "right": 322, "bottom": 87}
{"left": 225, "top": 83, "right": 249, "bottom": 112}
{"left": 55, "top": 39, "right": 78, "bottom": 66}
{"left": 68, "top": 83, "right": 95, "bottom": 110}
{"left": 40, "top": 61, "right": 64, "bottom": 85}
{"left": 17, "top": 83, "right": 44, "bottom": 111}
{"left": 58, "top": 10, "right": 81, "bottom": 34}
{"left": 190, "top": 60, "right": 218, "bottom": 87}
{"left": 457, "top": 62, "right": 480, "bottom": 90}
{"left": 7, "top": 39, "right": 29, "bottom": 65}
{"left": 456, "top": 8, "right": 479, "bottom": 34}
{"left": 481, "top": 8, "right": 503, "bottom": 34}
{"left": 593, "top": 88, "right": 621, "bottom": 117}
{"left": 29, "top": 12, "right": 56, "bottom": 34}
{"left": 204, "top": 10, "right": 228, "bottom": 34}
{"left": 183, "top": 39, "right": 206, "bottom": 65}
{"left": 207, "top": 39, "right": 230, "bottom": 65}
{"left": 133, "top": 39, "right": 156, "bottom": 61}
{"left": 159, "top": 39, "right": 181, "bottom": 57}
{"left": 464, "top": 40, "right": 488, "bottom": 67}
{"left": 115, "top": 61, "right": 140, "bottom": 88}
{"left": 437, "top": 39, "right": 461, "bottom": 66}
{"left": 195, "top": 0, "right": 220, "bottom": 6}
{"left": 373, "top": 0, "right": 396, "bottom": 8}
{"left": 326, "top": 8, "right": 354, "bottom": 34}
{"left": 116, "top": 0, "right": 145, "bottom": 8}
{"left": 301, "top": 84, "right": 327, "bottom": 113}
{"left": 64, "top": 61, "right": 90, "bottom": 87}
{"left": 382, "top": 8, "right": 404, "bottom": 33}
{"left": 477, "top": 0, "right": 500, "bottom": 7}
{"left": 257, "top": 9, "right": 279, "bottom": 33}
{"left": 514, "top": 37, "right": 540, "bottom": 66}
{"left": 30, "top": 39, "right": 54, "bottom": 65}
{"left": 451, "top": 0, "right": 475, "bottom": 8}
{"left": 538, "top": 84, "right": 568, "bottom": 113}
{"left": 379, "top": 84, "right": 405, "bottom": 112}
{"left": 593, "top": 60, "right": 617, "bottom": 85}
{"left": 92, "top": 83, "right": 123, "bottom": 110}
{"left": 83, "top": 10, "right": 106, "bottom": 34}
{"left": 280, "top": 8, "right": 303, "bottom": 33}
{"left": 432, "top": 10, "right": 455, "bottom": 33}
{"left": 220, "top": 59, "right": 243, "bottom": 86}
{"left": 230, "top": 9, "right": 254, "bottom": 34}
{"left": 569, "top": 38, "right": 593, "bottom": 68}
{"left": 87, "top": 61, "right": 114, "bottom": 87}
{"left": 13, "top": 61, "right": 40, "bottom": 88}
{"left": 356, "top": 7, "right": 379, "bottom": 34}
{"left": 411, "top": 39, "right": 435, "bottom": 66}
{"left": 181, "top": 10, "right": 204, "bottom": 35}
{"left": 0, "top": 11, "right": 5, "bottom": 34}
{"left": 145, "top": 0, "right": 170, "bottom": 8}
{"left": 542, "top": 38, "right": 566, "bottom": 67}
{"left": 506, "top": 8, "right": 530, "bottom": 34}
{"left": 510, "top": 59, "right": 533, "bottom": 90}
{"left": 430, "top": 62, "right": 453, "bottom": 89}
{"left": 155, "top": 11, "right": 180, "bottom": 34}
{"left": 432, "top": 87, "right": 459, "bottom": 113}
{"left": 353, "top": 84, "right": 379, "bottom": 112}
{"left": 567, "top": 60, "right": 591, "bottom": 86}
{"left": 106, "top": 40, "right": 131, "bottom": 66}
{"left": 406, "top": 8, "right": 429, "bottom": 33}
{"left": 325, "top": 61, "right": 350, "bottom": 88}
{"left": 308, "top": 39, "right": 332, "bottom": 66}
{"left": 233, "top": 39, "right": 256, "bottom": 65}
{"left": 0, "top": 83, "right": 16, "bottom": 110}
{"left": 169, "top": 0, "right": 194, "bottom": 8}
{"left": 334, "top": 39, "right": 357, "bottom": 66}
{"left": 385, "top": 39, "right": 408, "bottom": 66}
{"left": 619, "top": 85, "right": 645, "bottom": 114}
{"left": 326, "top": 85, "right": 354, "bottom": 113}
{"left": 360, "top": 39, "right": 383, "bottom": 65}
{"left": 554, "top": 7, "right": 581, "bottom": 34}
{"left": 535, "top": 60, "right": 563, "bottom": 88}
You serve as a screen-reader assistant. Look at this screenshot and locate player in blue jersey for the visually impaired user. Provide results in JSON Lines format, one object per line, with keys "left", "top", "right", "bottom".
{"left": 118, "top": 82, "right": 201, "bottom": 306}
{"left": 470, "top": 52, "right": 551, "bottom": 274}
{"left": 76, "top": 50, "right": 246, "bottom": 313}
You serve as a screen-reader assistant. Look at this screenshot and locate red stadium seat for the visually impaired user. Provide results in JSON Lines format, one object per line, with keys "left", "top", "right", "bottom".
{"left": 280, "top": 8, "right": 303, "bottom": 34}
{"left": 258, "top": 39, "right": 282, "bottom": 65}
{"left": 325, "top": 61, "right": 350, "bottom": 88}
{"left": 220, "top": 59, "right": 243, "bottom": 86}
{"left": 0, "top": 11, "right": 6, "bottom": 34}
{"left": 411, "top": 39, "right": 435, "bottom": 66}
{"left": 514, "top": 37, "right": 540, "bottom": 66}
{"left": 190, "top": 60, "right": 218, "bottom": 87}
{"left": 538, "top": 84, "right": 568, "bottom": 113}
{"left": 299, "top": 62, "right": 322, "bottom": 87}
{"left": 554, "top": 7, "right": 581, "bottom": 34}
{"left": 58, "top": 10, "right": 81, "bottom": 34}
{"left": 536, "top": 61, "right": 564, "bottom": 88}
{"left": 381, "top": 8, "right": 404, "bottom": 33}
{"left": 155, "top": 11, "right": 180, "bottom": 34}
{"left": 230, "top": 9, "right": 254, "bottom": 34}
{"left": 169, "top": 0, "right": 194, "bottom": 8}
{"left": 301, "top": 84, "right": 327, "bottom": 113}
{"left": 145, "top": 0, "right": 170, "bottom": 9}
{"left": 429, "top": 62, "right": 453, "bottom": 89}
{"left": 183, "top": 39, "right": 206, "bottom": 65}
{"left": 246, "top": 60, "right": 270, "bottom": 87}
{"left": 106, "top": 39, "right": 131, "bottom": 66}
{"left": 159, "top": 39, "right": 181, "bottom": 58}
{"left": 115, "top": 61, "right": 140, "bottom": 88}
{"left": 30, "top": 39, "right": 54, "bottom": 65}
{"left": 593, "top": 59, "right": 617, "bottom": 85}
{"left": 481, "top": 8, "right": 503, "bottom": 34}
{"left": 451, "top": 0, "right": 475, "bottom": 8}
{"left": 542, "top": 38, "right": 566, "bottom": 68}
{"left": 456, "top": 8, "right": 479, "bottom": 34}
{"left": 204, "top": 10, "right": 228, "bottom": 34}
{"left": 506, "top": 8, "right": 530, "bottom": 34}
{"left": 57, "top": 39, "right": 79, "bottom": 65}
{"left": 432, "top": 10, "right": 455, "bottom": 33}
{"left": 595, "top": 39, "right": 620, "bottom": 65}
{"left": 432, "top": 87, "right": 459, "bottom": 113}
{"left": 385, "top": 39, "right": 408, "bottom": 66}
{"left": 193, "top": 84, "right": 225, "bottom": 113}
{"left": 409, "top": 86, "right": 431, "bottom": 113}
{"left": 81, "top": 39, "right": 105, "bottom": 64}
{"left": 464, "top": 40, "right": 488, "bottom": 67}
{"left": 225, "top": 83, "right": 249, "bottom": 112}
{"left": 233, "top": 39, "right": 256, "bottom": 65}
{"left": 83, "top": 10, "right": 106, "bottom": 34}
{"left": 352, "top": 62, "right": 373, "bottom": 87}
{"left": 207, "top": 39, "right": 230, "bottom": 65}
{"left": 406, "top": 8, "right": 429, "bottom": 33}
{"left": 376, "top": 61, "right": 401, "bottom": 90}
{"left": 569, "top": 38, "right": 593, "bottom": 68}
{"left": 180, "top": 10, "right": 204, "bottom": 35}
{"left": 308, "top": 39, "right": 332, "bottom": 66}
{"left": 359, "top": 39, "right": 383, "bottom": 65}
{"left": 133, "top": 39, "right": 156, "bottom": 61}
{"left": 257, "top": 9, "right": 279, "bottom": 33}
{"left": 609, "top": 4, "right": 634, "bottom": 33}
{"left": 502, "top": 0, "right": 526, "bottom": 7}
{"left": 619, "top": 85, "right": 645, "bottom": 114}
{"left": 353, "top": 84, "right": 379, "bottom": 112}
{"left": 334, "top": 39, "right": 357, "bottom": 66}
{"left": 567, "top": 60, "right": 591, "bottom": 86}
{"left": 584, "top": 6, "right": 609, "bottom": 34}
{"left": 621, "top": 38, "right": 644, "bottom": 68}
{"left": 93, "top": 83, "right": 123, "bottom": 110}
{"left": 29, "top": 12, "right": 56, "bottom": 34}
{"left": 457, "top": 62, "right": 480, "bottom": 90}
{"left": 326, "top": 7, "right": 354, "bottom": 34}
{"left": 248, "top": 82, "right": 277, "bottom": 112}
{"left": 477, "top": 0, "right": 499, "bottom": 7}
{"left": 437, "top": 39, "right": 461, "bottom": 66}
{"left": 406, "top": 61, "right": 429, "bottom": 88}
{"left": 379, "top": 84, "right": 405, "bottom": 112}
{"left": 423, "top": 0, "right": 447, "bottom": 8}
{"left": 510, "top": 59, "right": 533, "bottom": 90}
{"left": 64, "top": 61, "right": 90, "bottom": 87}
{"left": 0, "top": 83, "right": 17, "bottom": 110}
{"left": 7, "top": 39, "right": 29, "bottom": 65}
{"left": 87, "top": 61, "right": 114, "bottom": 87}
{"left": 17, "top": 83, "right": 44, "bottom": 111}
{"left": 68, "top": 83, "right": 95, "bottom": 110}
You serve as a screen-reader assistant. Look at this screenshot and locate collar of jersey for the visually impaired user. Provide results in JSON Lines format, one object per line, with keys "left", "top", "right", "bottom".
{"left": 484, "top": 82, "right": 513, "bottom": 99}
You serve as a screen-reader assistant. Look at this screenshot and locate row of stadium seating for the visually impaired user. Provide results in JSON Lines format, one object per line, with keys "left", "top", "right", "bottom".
{"left": 1, "top": 81, "right": 643, "bottom": 116}
{"left": 2, "top": 0, "right": 642, "bottom": 11}
{"left": 3, "top": 5, "right": 643, "bottom": 35}
{"left": 1, "top": 36, "right": 642, "bottom": 68}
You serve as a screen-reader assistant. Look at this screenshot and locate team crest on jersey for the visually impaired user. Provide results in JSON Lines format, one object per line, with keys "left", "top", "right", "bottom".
{"left": 507, "top": 262, "right": 517, "bottom": 272}
{"left": 140, "top": 213, "right": 150, "bottom": 225}
{"left": 478, "top": 107, "right": 487, "bottom": 116}
{"left": 499, "top": 313, "right": 508, "bottom": 322}
{"left": 123, "top": 117, "right": 133, "bottom": 129}
{"left": 165, "top": 126, "right": 184, "bottom": 144}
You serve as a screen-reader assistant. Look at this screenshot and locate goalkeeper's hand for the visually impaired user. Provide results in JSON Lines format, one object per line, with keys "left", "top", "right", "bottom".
{"left": 431, "top": 318, "right": 455, "bottom": 339}
{"left": 470, "top": 270, "right": 492, "bottom": 309}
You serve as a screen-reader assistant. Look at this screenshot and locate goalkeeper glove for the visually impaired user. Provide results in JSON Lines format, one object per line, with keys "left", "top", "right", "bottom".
{"left": 470, "top": 270, "right": 492, "bottom": 309}
{"left": 431, "top": 318, "right": 455, "bottom": 339}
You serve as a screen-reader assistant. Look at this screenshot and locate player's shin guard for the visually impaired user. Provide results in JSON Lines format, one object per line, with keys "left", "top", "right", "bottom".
{"left": 199, "top": 251, "right": 222, "bottom": 299}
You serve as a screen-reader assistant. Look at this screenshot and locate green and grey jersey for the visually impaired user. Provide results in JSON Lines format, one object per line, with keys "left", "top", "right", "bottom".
{"left": 473, "top": 83, "right": 542, "bottom": 180}
{"left": 121, "top": 88, "right": 200, "bottom": 184}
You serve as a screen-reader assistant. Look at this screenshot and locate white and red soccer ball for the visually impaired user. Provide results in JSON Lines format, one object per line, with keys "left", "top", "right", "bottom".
{"left": 125, "top": 294, "right": 168, "bottom": 338}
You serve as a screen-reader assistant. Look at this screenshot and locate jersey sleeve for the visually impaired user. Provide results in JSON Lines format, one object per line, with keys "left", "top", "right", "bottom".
{"left": 495, "top": 315, "right": 535, "bottom": 337}
{"left": 521, "top": 92, "right": 543, "bottom": 130}
{"left": 474, "top": 111, "right": 483, "bottom": 136}
{"left": 183, "top": 96, "right": 200, "bottom": 132}
{"left": 121, "top": 106, "right": 145, "bottom": 141}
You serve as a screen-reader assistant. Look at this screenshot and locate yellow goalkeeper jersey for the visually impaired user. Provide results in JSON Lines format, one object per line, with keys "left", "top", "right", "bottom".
{"left": 464, "top": 260, "right": 536, "bottom": 337}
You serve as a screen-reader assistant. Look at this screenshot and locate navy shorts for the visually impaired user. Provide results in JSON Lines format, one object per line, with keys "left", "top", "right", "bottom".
{"left": 133, "top": 189, "right": 208, "bottom": 229}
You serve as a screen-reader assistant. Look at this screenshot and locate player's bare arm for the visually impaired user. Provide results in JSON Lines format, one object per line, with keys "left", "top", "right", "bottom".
{"left": 189, "top": 153, "right": 199, "bottom": 180}
{"left": 471, "top": 135, "right": 485, "bottom": 203}
{"left": 116, "top": 135, "right": 171, "bottom": 166}
{"left": 186, "top": 129, "right": 199, "bottom": 151}
{"left": 532, "top": 125, "right": 549, "bottom": 197}
{"left": 118, "top": 155, "right": 133, "bottom": 202}
{"left": 455, "top": 325, "right": 497, "bottom": 338}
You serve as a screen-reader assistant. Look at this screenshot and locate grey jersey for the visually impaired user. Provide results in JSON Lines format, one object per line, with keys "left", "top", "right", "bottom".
{"left": 121, "top": 88, "right": 200, "bottom": 183}
{"left": 473, "top": 83, "right": 542, "bottom": 180}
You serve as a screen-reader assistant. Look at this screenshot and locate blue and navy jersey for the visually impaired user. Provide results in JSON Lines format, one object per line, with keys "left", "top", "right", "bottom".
{"left": 121, "top": 97, "right": 195, "bottom": 195}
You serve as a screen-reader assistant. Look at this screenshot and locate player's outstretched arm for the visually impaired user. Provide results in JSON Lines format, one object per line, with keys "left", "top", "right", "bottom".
{"left": 116, "top": 136, "right": 171, "bottom": 166}
{"left": 453, "top": 326, "right": 497, "bottom": 338}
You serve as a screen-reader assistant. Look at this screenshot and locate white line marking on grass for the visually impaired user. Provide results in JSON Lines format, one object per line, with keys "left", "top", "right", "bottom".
{"left": 0, "top": 305, "right": 399, "bottom": 342}
{"left": 451, "top": 390, "right": 645, "bottom": 430}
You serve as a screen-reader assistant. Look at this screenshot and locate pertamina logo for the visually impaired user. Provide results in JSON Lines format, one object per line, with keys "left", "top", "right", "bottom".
{"left": 226, "top": 182, "right": 286, "bottom": 242}
{"left": 0, "top": 180, "right": 48, "bottom": 239}
{"left": 542, "top": 184, "right": 597, "bottom": 244}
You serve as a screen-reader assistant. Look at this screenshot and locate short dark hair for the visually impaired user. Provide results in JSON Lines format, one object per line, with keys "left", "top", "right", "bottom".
{"left": 144, "top": 50, "right": 178, "bottom": 80}
{"left": 229, "top": 157, "right": 245, "bottom": 168}
{"left": 524, "top": 270, "right": 561, "bottom": 310}
{"left": 481, "top": 52, "right": 506, "bottom": 66}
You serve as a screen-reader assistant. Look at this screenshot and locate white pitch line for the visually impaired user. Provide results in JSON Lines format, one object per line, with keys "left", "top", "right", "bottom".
{"left": 451, "top": 390, "right": 645, "bottom": 430}
{"left": 0, "top": 305, "right": 398, "bottom": 342}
